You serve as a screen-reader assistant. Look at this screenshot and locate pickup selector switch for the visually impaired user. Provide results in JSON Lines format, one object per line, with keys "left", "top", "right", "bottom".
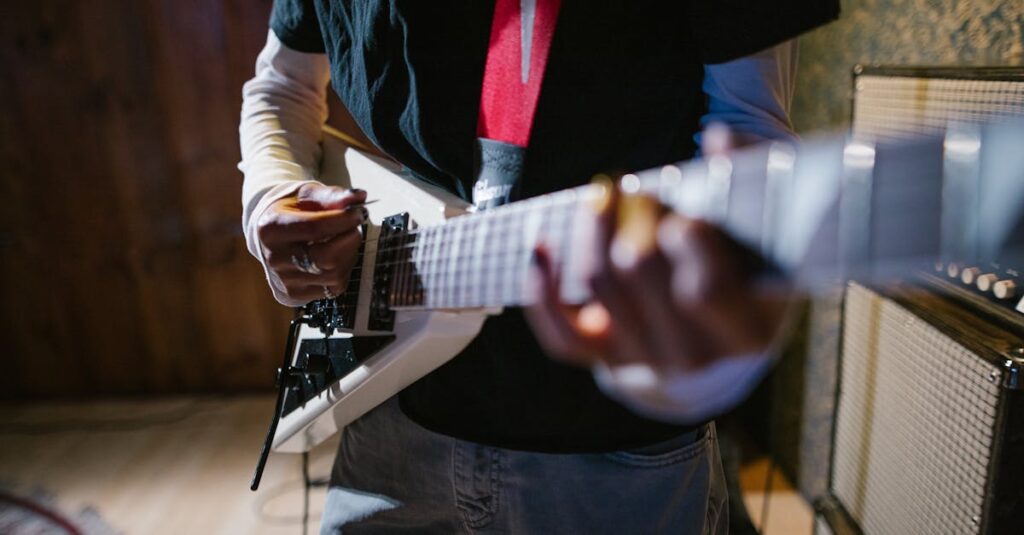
{"left": 994, "top": 280, "right": 1017, "bottom": 300}
{"left": 960, "top": 267, "right": 982, "bottom": 285}
{"left": 976, "top": 274, "right": 999, "bottom": 292}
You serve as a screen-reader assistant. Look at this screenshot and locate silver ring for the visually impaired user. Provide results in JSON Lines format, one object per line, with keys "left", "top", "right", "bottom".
{"left": 323, "top": 286, "right": 337, "bottom": 300}
{"left": 291, "top": 245, "right": 323, "bottom": 275}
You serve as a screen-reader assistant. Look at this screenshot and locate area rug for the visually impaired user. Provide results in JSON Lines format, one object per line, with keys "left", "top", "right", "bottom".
{"left": 0, "top": 488, "right": 120, "bottom": 535}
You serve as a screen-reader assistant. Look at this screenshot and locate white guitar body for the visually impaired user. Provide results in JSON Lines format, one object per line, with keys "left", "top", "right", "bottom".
{"left": 273, "top": 132, "right": 496, "bottom": 453}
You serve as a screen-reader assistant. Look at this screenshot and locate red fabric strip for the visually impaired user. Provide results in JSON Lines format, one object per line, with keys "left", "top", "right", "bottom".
{"left": 477, "top": 0, "right": 562, "bottom": 147}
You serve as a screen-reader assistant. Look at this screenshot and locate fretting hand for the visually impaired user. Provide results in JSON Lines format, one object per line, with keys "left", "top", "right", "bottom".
{"left": 524, "top": 125, "right": 795, "bottom": 421}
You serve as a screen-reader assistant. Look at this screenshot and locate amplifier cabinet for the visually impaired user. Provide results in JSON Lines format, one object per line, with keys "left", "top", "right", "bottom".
{"left": 827, "top": 283, "right": 1024, "bottom": 535}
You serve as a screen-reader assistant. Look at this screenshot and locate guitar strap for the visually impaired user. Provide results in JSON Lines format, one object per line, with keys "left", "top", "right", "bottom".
{"left": 472, "top": 0, "right": 562, "bottom": 209}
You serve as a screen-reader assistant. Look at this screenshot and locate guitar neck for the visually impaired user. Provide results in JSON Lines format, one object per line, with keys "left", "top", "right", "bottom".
{"left": 377, "top": 186, "right": 590, "bottom": 310}
{"left": 376, "top": 125, "right": 1024, "bottom": 311}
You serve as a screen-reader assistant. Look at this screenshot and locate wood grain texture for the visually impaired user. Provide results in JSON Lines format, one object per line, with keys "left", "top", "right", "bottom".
{"left": 0, "top": 1, "right": 376, "bottom": 397}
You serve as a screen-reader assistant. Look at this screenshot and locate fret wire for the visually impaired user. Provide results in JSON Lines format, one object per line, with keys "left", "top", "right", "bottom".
{"left": 559, "top": 194, "right": 578, "bottom": 300}
{"left": 410, "top": 231, "right": 422, "bottom": 305}
{"left": 406, "top": 231, "right": 419, "bottom": 305}
{"left": 431, "top": 225, "right": 443, "bottom": 308}
{"left": 447, "top": 221, "right": 462, "bottom": 308}
{"left": 471, "top": 212, "right": 488, "bottom": 307}
{"left": 459, "top": 218, "right": 473, "bottom": 307}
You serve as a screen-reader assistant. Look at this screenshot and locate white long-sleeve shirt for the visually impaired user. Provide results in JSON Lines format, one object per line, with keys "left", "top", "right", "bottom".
{"left": 239, "top": 29, "right": 798, "bottom": 424}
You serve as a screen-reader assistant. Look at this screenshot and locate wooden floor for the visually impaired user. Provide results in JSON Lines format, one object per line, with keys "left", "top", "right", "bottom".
{"left": 0, "top": 396, "right": 811, "bottom": 534}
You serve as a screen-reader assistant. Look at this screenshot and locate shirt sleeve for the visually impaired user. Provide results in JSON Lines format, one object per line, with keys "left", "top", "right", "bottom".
{"left": 698, "top": 39, "right": 800, "bottom": 147}
{"left": 593, "top": 354, "right": 775, "bottom": 425}
{"left": 270, "top": 0, "right": 326, "bottom": 54}
{"left": 239, "top": 29, "right": 331, "bottom": 306}
{"left": 688, "top": 0, "right": 839, "bottom": 65}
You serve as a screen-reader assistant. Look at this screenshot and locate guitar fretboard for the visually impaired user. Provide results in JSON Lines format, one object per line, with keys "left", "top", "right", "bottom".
{"left": 376, "top": 186, "right": 592, "bottom": 309}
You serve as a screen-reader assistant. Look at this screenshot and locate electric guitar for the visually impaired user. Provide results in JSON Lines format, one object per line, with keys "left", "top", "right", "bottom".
{"left": 250, "top": 120, "right": 1024, "bottom": 489}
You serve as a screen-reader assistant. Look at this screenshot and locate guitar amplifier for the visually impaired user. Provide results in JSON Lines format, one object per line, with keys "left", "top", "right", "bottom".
{"left": 823, "top": 283, "right": 1023, "bottom": 535}
{"left": 851, "top": 66, "right": 1024, "bottom": 319}
{"left": 816, "top": 67, "right": 1024, "bottom": 535}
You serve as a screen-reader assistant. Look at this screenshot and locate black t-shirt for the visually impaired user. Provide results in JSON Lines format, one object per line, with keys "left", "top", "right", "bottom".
{"left": 269, "top": 0, "right": 839, "bottom": 452}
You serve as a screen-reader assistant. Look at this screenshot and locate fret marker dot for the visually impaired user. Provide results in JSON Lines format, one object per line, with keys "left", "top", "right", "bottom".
{"left": 660, "top": 165, "right": 683, "bottom": 184}
{"left": 620, "top": 174, "right": 641, "bottom": 194}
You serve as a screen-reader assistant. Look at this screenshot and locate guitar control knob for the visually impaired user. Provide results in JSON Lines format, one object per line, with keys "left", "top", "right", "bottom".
{"left": 976, "top": 274, "right": 999, "bottom": 292}
{"left": 994, "top": 280, "right": 1017, "bottom": 300}
{"left": 961, "top": 267, "right": 982, "bottom": 285}
{"left": 947, "top": 264, "right": 961, "bottom": 278}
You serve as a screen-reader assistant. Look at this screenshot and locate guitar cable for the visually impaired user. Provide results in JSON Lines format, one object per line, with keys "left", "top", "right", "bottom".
{"left": 302, "top": 451, "right": 310, "bottom": 535}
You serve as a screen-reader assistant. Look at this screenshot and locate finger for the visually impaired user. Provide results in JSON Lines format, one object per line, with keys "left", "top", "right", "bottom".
{"left": 586, "top": 174, "right": 619, "bottom": 274}
{"left": 525, "top": 246, "right": 606, "bottom": 366}
{"left": 607, "top": 203, "right": 705, "bottom": 369}
{"left": 279, "top": 284, "right": 328, "bottom": 305}
{"left": 597, "top": 192, "right": 676, "bottom": 365}
{"left": 259, "top": 206, "right": 365, "bottom": 246}
{"left": 296, "top": 184, "right": 367, "bottom": 211}
{"left": 660, "top": 216, "right": 786, "bottom": 356}
{"left": 308, "top": 229, "right": 363, "bottom": 272}
{"left": 583, "top": 177, "right": 643, "bottom": 364}
{"left": 277, "top": 267, "right": 344, "bottom": 287}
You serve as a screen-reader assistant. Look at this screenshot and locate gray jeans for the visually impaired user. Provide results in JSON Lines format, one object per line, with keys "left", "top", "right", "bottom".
{"left": 321, "top": 398, "right": 728, "bottom": 534}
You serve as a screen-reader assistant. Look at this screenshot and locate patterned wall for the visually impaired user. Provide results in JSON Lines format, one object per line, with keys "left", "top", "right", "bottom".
{"left": 792, "top": 0, "right": 1024, "bottom": 133}
{"left": 780, "top": 0, "right": 1023, "bottom": 501}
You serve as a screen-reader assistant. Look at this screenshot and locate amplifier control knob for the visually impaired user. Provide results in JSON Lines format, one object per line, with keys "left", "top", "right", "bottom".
{"left": 994, "top": 280, "right": 1017, "bottom": 300}
{"left": 961, "top": 267, "right": 981, "bottom": 285}
{"left": 976, "top": 274, "right": 999, "bottom": 292}
{"left": 947, "top": 264, "right": 961, "bottom": 278}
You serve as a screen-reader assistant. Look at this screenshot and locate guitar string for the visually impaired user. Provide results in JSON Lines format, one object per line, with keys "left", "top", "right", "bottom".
{"left": 325, "top": 171, "right": 668, "bottom": 306}
{"left": 385, "top": 197, "right": 581, "bottom": 307}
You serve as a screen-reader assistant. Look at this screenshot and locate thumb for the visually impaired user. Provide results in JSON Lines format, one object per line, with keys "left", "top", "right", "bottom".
{"left": 296, "top": 183, "right": 367, "bottom": 211}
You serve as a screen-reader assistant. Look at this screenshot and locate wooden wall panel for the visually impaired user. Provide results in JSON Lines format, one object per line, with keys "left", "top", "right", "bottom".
{"left": 0, "top": 1, "right": 308, "bottom": 398}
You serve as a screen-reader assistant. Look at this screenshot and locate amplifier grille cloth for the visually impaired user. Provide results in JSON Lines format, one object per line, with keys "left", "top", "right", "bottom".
{"left": 833, "top": 284, "right": 1001, "bottom": 535}
{"left": 853, "top": 75, "right": 1024, "bottom": 142}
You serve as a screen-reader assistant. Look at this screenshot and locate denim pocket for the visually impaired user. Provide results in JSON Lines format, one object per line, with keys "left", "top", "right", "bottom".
{"left": 604, "top": 425, "right": 710, "bottom": 468}
{"left": 453, "top": 442, "right": 503, "bottom": 528}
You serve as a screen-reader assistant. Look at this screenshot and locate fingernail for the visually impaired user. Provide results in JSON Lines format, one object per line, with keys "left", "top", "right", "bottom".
{"left": 589, "top": 174, "right": 614, "bottom": 214}
{"left": 616, "top": 195, "right": 661, "bottom": 258}
{"left": 349, "top": 188, "right": 366, "bottom": 195}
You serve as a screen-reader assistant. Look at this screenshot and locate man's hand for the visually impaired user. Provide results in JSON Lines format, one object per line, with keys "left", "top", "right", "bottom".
{"left": 526, "top": 189, "right": 791, "bottom": 372}
{"left": 256, "top": 183, "right": 367, "bottom": 305}
{"left": 525, "top": 125, "right": 792, "bottom": 374}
